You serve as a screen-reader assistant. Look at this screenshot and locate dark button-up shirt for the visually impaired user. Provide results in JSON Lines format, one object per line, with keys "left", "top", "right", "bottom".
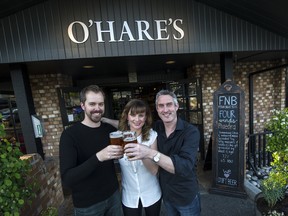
{"left": 154, "top": 118, "right": 200, "bottom": 205}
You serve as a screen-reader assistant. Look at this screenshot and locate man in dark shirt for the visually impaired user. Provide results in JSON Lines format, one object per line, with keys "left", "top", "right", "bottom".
{"left": 126, "top": 89, "right": 201, "bottom": 216}
{"left": 59, "top": 85, "right": 123, "bottom": 216}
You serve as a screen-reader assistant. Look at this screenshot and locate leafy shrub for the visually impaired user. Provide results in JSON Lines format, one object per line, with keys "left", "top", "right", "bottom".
{"left": 261, "top": 171, "right": 286, "bottom": 208}
{"left": 265, "top": 108, "right": 288, "bottom": 174}
{"left": 0, "top": 114, "right": 35, "bottom": 216}
{"left": 262, "top": 108, "right": 288, "bottom": 208}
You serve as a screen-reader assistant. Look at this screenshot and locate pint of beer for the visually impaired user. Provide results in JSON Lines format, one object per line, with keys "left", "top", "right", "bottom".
{"left": 123, "top": 131, "right": 138, "bottom": 159}
{"left": 123, "top": 136, "right": 138, "bottom": 145}
{"left": 109, "top": 131, "right": 123, "bottom": 146}
{"left": 123, "top": 131, "right": 138, "bottom": 146}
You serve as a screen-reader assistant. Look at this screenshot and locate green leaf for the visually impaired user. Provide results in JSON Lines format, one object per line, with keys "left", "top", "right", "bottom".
{"left": 7, "top": 146, "right": 12, "bottom": 152}
{"left": 18, "top": 199, "right": 24, "bottom": 205}
{"left": 14, "top": 173, "right": 21, "bottom": 179}
{"left": 4, "top": 179, "right": 12, "bottom": 186}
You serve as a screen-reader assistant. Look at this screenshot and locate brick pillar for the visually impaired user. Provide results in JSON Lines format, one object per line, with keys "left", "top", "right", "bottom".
{"left": 29, "top": 73, "right": 72, "bottom": 157}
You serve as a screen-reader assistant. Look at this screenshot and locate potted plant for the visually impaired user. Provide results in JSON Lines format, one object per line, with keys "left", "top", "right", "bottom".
{"left": 0, "top": 114, "right": 36, "bottom": 216}
{"left": 256, "top": 108, "right": 288, "bottom": 215}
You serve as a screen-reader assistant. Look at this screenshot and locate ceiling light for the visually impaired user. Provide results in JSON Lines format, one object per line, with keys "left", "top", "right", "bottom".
{"left": 166, "top": 60, "right": 176, "bottom": 64}
{"left": 82, "top": 65, "right": 95, "bottom": 69}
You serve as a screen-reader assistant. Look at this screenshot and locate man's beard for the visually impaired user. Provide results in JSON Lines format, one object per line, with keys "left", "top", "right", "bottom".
{"left": 86, "top": 110, "right": 103, "bottom": 123}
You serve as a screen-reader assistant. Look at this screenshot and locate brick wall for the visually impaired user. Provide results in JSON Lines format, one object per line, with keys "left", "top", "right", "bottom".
{"left": 187, "top": 63, "right": 221, "bottom": 146}
{"left": 29, "top": 73, "right": 72, "bottom": 157}
{"left": 250, "top": 65, "right": 286, "bottom": 132}
{"left": 21, "top": 154, "right": 64, "bottom": 215}
{"left": 27, "top": 74, "right": 72, "bottom": 215}
{"left": 187, "top": 60, "right": 286, "bottom": 149}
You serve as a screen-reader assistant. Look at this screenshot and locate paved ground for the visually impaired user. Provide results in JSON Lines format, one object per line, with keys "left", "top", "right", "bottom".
{"left": 59, "top": 160, "right": 256, "bottom": 216}
{"left": 198, "top": 163, "right": 255, "bottom": 216}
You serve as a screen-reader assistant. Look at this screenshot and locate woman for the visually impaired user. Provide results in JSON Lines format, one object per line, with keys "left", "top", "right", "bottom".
{"left": 104, "top": 99, "right": 162, "bottom": 216}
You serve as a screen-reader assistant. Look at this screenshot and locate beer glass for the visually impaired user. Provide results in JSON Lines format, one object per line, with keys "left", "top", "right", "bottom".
{"left": 123, "top": 131, "right": 138, "bottom": 159}
{"left": 123, "top": 131, "right": 138, "bottom": 172}
{"left": 123, "top": 131, "right": 138, "bottom": 146}
{"left": 109, "top": 131, "right": 123, "bottom": 146}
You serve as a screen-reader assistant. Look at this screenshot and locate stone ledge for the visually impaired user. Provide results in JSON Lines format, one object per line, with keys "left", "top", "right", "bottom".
{"left": 244, "top": 179, "right": 262, "bottom": 201}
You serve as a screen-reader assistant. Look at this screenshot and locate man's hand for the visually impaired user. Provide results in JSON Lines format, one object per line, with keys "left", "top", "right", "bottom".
{"left": 96, "top": 145, "right": 123, "bottom": 161}
{"left": 124, "top": 143, "right": 154, "bottom": 160}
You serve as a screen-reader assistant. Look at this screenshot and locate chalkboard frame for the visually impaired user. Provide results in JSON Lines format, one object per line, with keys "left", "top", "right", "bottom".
{"left": 209, "top": 79, "right": 246, "bottom": 198}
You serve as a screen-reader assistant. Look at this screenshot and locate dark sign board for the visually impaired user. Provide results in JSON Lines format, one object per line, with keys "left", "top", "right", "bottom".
{"left": 209, "top": 80, "right": 246, "bottom": 198}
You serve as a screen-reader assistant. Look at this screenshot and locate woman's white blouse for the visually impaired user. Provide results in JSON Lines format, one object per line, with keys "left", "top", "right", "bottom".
{"left": 119, "top": 129, "right": 162, "bottom": 208}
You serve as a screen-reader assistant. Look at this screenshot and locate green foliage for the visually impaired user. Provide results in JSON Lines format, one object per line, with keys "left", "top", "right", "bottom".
{"left": 262, "top": 108, "right": 288, "bottom": 208}
{"left": 0, "top": 114, "right": 6, "bottom": 138}
{"left": 0, "top": 114, "right": 36, "bottom": 215}
{"left": 40, "top": 207, "right": 58, "bottom": 216}
{"left": 265, "top": 108, "right": 288, "bottom": 174}
{"left": 261, "top": 171, "right": 287, "bottom": 208}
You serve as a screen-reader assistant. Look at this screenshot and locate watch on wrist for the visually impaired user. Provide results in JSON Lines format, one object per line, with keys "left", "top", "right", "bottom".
{"left": 153, "top": 152, "right": 161, "bottom": 163}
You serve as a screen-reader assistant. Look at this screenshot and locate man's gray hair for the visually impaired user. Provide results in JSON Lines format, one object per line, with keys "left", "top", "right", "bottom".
{"left": 155, "top": 89, "right": 178, "bottom": 106}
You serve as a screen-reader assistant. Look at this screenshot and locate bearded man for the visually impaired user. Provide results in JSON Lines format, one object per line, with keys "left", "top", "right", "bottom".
{"left": 60, "top": 85, "right": 123, "bottom": 216}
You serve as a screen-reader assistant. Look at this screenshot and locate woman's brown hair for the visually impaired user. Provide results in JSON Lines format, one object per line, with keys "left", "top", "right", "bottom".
{"left": 118, "top": 99, "right": 152, "bottom": 142}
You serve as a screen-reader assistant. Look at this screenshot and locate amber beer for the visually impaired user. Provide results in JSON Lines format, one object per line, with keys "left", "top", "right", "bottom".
{"left": 123, "top": 136, "right": 138, "bottom": 145}
{"left": 109, "top": 131, "right": 123, "bottom": 146}
{"left": 124, "top": 137, "right": 138, "bottom": 158}
{"left": 123, "top": 131, "right": 137, "bottom": 159}
{"left": 122, "top": 131, "right": 138, "bottom": 146}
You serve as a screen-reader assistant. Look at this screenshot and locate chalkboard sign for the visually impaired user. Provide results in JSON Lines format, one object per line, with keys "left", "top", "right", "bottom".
{"left": 209, "top": 80, "right": 246, "bottom": 198}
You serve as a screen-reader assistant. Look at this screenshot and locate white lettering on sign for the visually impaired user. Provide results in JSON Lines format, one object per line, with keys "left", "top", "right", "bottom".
{"left": 68, "top": 21, "right": 89, "bottom": 43}
{"left": 218, "top": 95, "right": 238, "bottom": 106}
{"left": 67, "top": 18, "right": 184, "bottom": 44}
{"left": 135, "top": 20, "right": 153, "bottom": 41}
{"left": 95, "top": 21, "right": 116, "bottom": 42}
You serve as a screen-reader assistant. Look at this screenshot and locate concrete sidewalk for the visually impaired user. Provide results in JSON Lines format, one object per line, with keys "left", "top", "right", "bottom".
{"left": 198, "top": 166, "right": 255, "bottom": 216}
{"left": 200, "top": 191, "right": 255, "bottom": 216}
{"left": 59, "top": 162, "right": 256, "bottom": 216}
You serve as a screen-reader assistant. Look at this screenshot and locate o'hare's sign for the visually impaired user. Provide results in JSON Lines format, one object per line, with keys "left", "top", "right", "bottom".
{"left": 68, "top": 19, "right": 184, "bottom": 43}
{"left": 210, "top": 79, "right": 246, "bottom": 198}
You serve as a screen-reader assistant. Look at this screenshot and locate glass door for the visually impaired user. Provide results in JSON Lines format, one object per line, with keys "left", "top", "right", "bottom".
{"left": 110, "top": 89, "right": 132, "bottom": 119}
{"left": 57, "top": 87, "right": 83, "bottom": 129}
{"left": 167, "top": 79, "right": 205, "bottom": 159}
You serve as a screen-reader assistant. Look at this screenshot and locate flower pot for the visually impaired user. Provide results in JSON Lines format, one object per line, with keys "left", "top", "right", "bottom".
{"left": 255, "top": 192, "right": 288, "bottom": 215}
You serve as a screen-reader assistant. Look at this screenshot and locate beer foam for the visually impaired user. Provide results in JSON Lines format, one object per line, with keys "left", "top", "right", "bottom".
{"left": 110, "top": 131, "right": 122, "bottom": 138}
{"left": 124, "top": 137, "right": 136, "bottom": 142}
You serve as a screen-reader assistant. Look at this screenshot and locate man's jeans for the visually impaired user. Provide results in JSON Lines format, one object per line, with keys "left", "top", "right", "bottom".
{"left": 74, "top": 190, "right": 122, "bottom": 216}
{"left": 164, "top": 193, "right": 201, "bottom": 216}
